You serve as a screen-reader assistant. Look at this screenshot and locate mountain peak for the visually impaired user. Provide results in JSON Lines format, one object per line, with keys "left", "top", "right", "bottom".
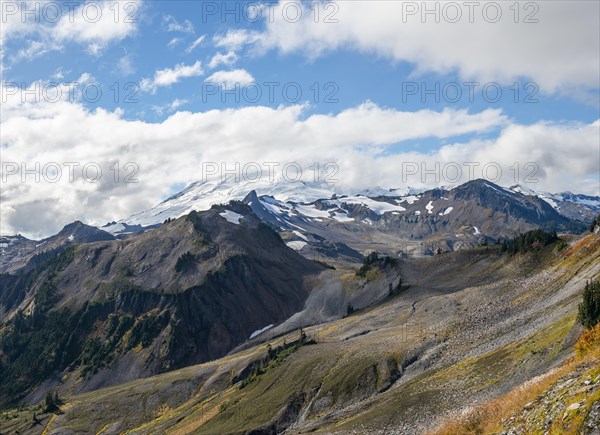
{"left": 242, "top": 189, "right": 260, "bottom": 205}
{"left": 454, "top": 179, "right": 510, "bottom": 195}
{"left": 55, "top": 221, "right": 114, "bottom": 243}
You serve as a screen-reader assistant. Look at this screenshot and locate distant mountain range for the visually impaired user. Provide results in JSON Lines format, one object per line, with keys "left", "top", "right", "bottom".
{"left": 105, "top": 178, "right": 599, "bottom": 233}
{"left": 2, "top": 179, "right": 598, "bottom": 270}
{"left": 104, "top": 178, "right": 596, "bottom": 258}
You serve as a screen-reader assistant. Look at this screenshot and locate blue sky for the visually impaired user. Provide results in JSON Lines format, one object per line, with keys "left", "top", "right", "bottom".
{"left": 1, "top": 0, "right": 599, "bottom": 236}
{"left": 3, "top": 1, "right": 598, "bottom": 128}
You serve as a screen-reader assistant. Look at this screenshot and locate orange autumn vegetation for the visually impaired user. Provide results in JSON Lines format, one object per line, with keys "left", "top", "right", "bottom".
{"left": 430, "top": 323, "right": 600, "bottom": 435}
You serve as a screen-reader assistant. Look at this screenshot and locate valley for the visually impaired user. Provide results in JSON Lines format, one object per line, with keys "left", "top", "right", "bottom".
{"left": 0, "top": 179, "right": 599, "bottom": 434}
{"left": 1, "top": 223, "right": 598, "bottom": 433}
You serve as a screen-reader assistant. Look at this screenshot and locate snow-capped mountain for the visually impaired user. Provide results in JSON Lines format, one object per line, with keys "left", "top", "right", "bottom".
{"left": 99, "top": 177, "right": 593, "bottom": 257}
{"left": 243, "top": 179, "right": 587, "bottom": 255}
{"left": 108, "top": 178, "right": 599, "bottom": 237}
{"left": 112, "top": 178, "right": 339, "bottom": 229}
{"left": 3, "top": 179, "right": 598, "bottom": 273}
{"left": 105, "top": 177, "right": 422, "bottom": 234}
{"left": 509, "top": 184, "right": 600, "bottom": 223}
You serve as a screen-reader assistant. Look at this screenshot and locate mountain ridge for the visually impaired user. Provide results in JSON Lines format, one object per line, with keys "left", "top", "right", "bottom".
{"left": 0, "top": 202, "right": 325, "bottom": 405}
{"left": 2, "top": 179, "right": 594, "bottom": 271}
{"left": 108, "top": 178, "right": 599, "bottom": 235}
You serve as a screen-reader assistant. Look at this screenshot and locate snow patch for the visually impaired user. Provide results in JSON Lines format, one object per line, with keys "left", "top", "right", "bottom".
{"left": 259, "top": 196, "right": 292, "bottom": 216}
{"left": 219, "top": 210, "right": 243, "bottom": 224}
{"left": 286, "top": 241, "right": 307, "bottom": 250}
{"left": 572, "top": 197, "right": 600, "bottom": 207}
{"left": 539, "top": 196, "right": 559, "bottom": 209}
{"left": 484, "top": 182, "right": 510, "bottom": 196}
{"left": 294, "top": 204, "right": 331, "bottom": 219}
{"left": 397, "top": 195, "right": 420, "bottom": 205}
{"left": 102, "top": 223, "right": 126, "bottom": 235}
{"left": 426, "top": 201, "right": 434, "bottom": 214}
{"left": 339, "top": 196, "right": 406, "bottom": 214}
{"left": 331, "top": 212, "right": 354, "bottom": 222}
{"left": 510, "top": 184, "right": 537, "bottom": 196}
{"left": 250, "top": 324, "right": 274, "bottom": 339}
{"left": 292, "top": 230, "right": 308, "bottom": 241}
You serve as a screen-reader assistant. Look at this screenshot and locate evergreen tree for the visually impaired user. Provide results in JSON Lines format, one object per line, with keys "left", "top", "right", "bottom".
{"left": 590, "top": 214, "right": 600, "bottom": 233}
{"left": 299, "top": 328, "right": 306, "bottom": 342}
{"left": 501, "top": 229, "right": 559, "bottom": 255}
{"left": 578, "top": 280, "right": 600, "bottom": 328}
{"left": 44, "top": 391, "right": 60, "bottom": 414}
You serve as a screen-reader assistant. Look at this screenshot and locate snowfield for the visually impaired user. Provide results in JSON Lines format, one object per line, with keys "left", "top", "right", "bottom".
{"left": 219, "top": 210, "right": 243, "bottom": 224}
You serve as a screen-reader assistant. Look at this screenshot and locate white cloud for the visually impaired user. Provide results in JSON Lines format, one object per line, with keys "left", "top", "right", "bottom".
{"left": 185, "top": 35, "right": 206, "bottom": 53}
{"left": 51, "top": 67, "right": 69, "bottom": 81}
{"left": 117, "top": 55, "right": 135, "bottom": 76}
{"left": 51, "top": 0, "right": 141, "bottom": 54}
{"left": 1, "top": 0, "right": 141, "bottom": 62}
{"left": 140, "top": 60, "right": 204, "bottom": 93}
{"left": 167, "top": 37, "right": 182, "bottom": 48}
{"left": 225, "top": 1, "right": 599, "bottom": 95}
{"left": 208, "top": 51, "right": 238, "bottom": 69}
{"left": 213, "top": 29, "right": 263, "bottom": 51}
{"left": 15, "top": 39, "right": 62, "bottom": 61}
{"left": 205, "top": 69, "right": 254, "bottom": 90}
{"left": 163, "top": 15, "right": 194, "bottom": 34}
{"left": 4, "top": 86, "right": 597, "bottom": 238}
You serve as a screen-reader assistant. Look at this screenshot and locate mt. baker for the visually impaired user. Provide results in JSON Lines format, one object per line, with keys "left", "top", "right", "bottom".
{"left": 98, "top": 179, "right": 596, "bottom": 258}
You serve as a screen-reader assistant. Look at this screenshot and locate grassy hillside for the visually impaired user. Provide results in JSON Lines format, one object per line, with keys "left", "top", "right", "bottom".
{"left": 1, "top": 232, "right": 598, "bottom": 434}
{"left": 431, "top": 323, "right": 600, "bottom": 434}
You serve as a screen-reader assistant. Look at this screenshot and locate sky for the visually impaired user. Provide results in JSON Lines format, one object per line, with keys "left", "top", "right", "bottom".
{"left": 0, "top": 0, "right": 599, "bottom": 238}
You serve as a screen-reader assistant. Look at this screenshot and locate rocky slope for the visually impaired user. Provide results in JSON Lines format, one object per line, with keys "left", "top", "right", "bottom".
{"left": 2, "top": 231, "right": 597, "bottom": 434}
{"left": 2, "top": 180, "right": 593, "bottom": 268}
{"left": 244, "top": 179, "right": 587, "bottom": 258}
{"left": 432, "top": 322, "right": 600, "bottom": 434}
{"left": 99, "top": 179, "right": 595, "bottom": 244}
{"left": 0, "top": 202, "right": 325, "bottom": 406}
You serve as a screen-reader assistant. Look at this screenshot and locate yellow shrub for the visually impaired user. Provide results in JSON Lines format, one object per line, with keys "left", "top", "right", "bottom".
{"left": 575, "top": 323, "right": 600, "bottom": 358}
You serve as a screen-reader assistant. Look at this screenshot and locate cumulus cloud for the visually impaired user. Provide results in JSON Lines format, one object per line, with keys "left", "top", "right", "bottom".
{"left": 208, "top": 51, "right": 238, "bottom": 69}
{"left": 1, "top": 0, "right": 141, "bottom": 62}
{"left": 205, "top": 69, "right": 255, "bottom": 90}
{"left": 2, "top": 83, "right": 597, "bottom": 238}
{"left": 140, "top": 60, "right": 204, "bottom": 93}
{"left": 218, "top": 1, "right": 599, "bottom": 96}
